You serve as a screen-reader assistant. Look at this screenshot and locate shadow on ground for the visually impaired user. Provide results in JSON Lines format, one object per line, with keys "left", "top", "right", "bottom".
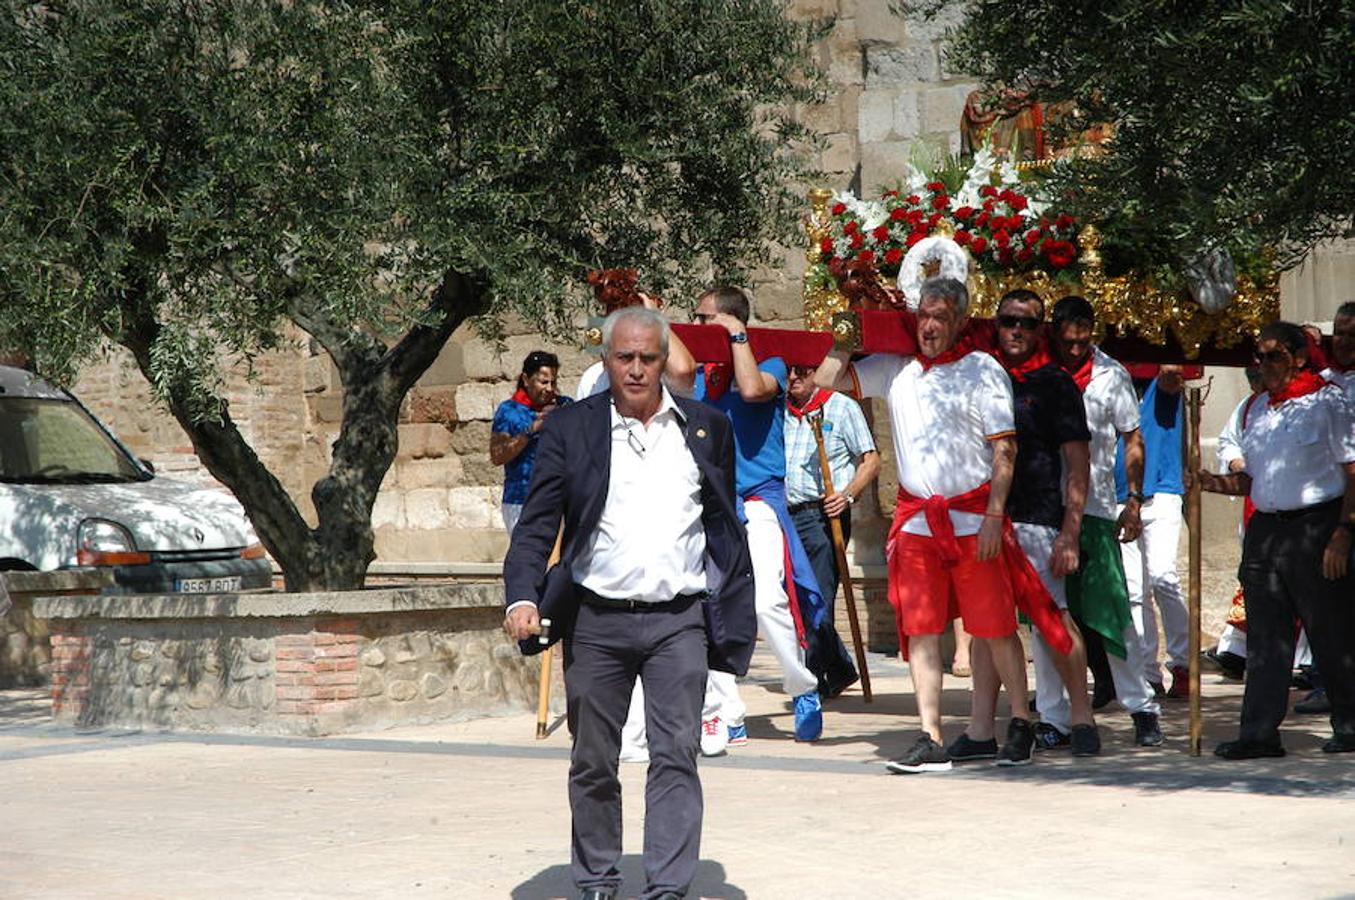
{"left": 511, "top": 857, "right": 744, "bottom": 900}
{"left": 0, "top": 688, "right": 50, "bottom": 729}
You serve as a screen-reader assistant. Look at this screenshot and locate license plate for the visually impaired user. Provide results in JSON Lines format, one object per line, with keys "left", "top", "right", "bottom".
{"left": 176, "top": 576, "right": 243, "bottom": 594}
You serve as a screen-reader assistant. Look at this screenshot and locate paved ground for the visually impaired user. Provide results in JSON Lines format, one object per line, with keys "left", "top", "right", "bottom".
{"left": 3, "top": 646, "right": 1353, "bottom": 900}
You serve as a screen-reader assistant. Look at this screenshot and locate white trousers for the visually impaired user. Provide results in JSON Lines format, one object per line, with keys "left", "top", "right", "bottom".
{"left": 1019, "top": 524, "right": 1077, "bottom": 733}
{"left": 703, "top": 500, "right": 817, "bottom": 728}
{"left": 1120, "top": 493, "right": 1188, "bottom": 682}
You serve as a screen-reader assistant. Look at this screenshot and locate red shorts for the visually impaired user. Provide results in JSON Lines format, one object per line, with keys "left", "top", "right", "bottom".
{"left": 888, "top": 531, "right": 1016, "bottom": 639}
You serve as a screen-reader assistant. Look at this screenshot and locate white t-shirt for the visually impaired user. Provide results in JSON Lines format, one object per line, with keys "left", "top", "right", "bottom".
{"left": 1082, "top": 346, "right": 1141, "bottom": 520}
{"left": 1217, "top": 393, "right": 1263, "bottom": 473}
{"left": 577, "top": 361, "right": 608, "bottom": 398}
{"left": 1322, "top": 367, "right": 1355, "bottom": 403}
{"left": 854, "top": 351, "right": 1014, "bottom": 536}
{"left": 1242, "top": 384, "right": 1355, "bottom": 513}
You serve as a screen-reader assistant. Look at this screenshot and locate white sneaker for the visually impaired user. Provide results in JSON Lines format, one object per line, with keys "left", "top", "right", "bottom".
{"left": 618, "top": 744, "right": 649, "bottom": 764}
{"left": 700, "top": 715, "right": 728, "bottom": 757}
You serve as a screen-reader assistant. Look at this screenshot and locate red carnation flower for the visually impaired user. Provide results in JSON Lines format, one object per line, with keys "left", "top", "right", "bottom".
{"left": 927, "top": 181, "right": 946, "bottom": 192}
{"left": 872, "top": 225, "right": 891, "bottom": 241}
{"left": 1024, "top": 229, "right": 1042, "bottom": 245}
{"left": 975, "top": 211, "right": 991, "bottom": 228}
{"left": 884, "top": 247, "right": 903, "bottom": 266}
{"left": 819, "top": 237, "right": 834, "bottom": 255}
{"left": 890, "top": 207, "right": 907, "bottom": 221}
{"left": 1044, "top": 240, "right": 1077, "bottom": 268}
{"left": 882, "top": 189, "right": 899, "bottom": 198}
{"left": 1009, "top": 195, "right": 1029, "bottom": 212}
{"left": 1009, "top": 215, "right": 1027, "bottom": 232}
{"left": 907, "top": 209, "right": 926, "bottom": 225}
{"left": 831, "top": 202, "right": 847, "bottom": 216}
{"left": 954, "top": 229, "right": 972, "bottom": 246}
{"left": 982, "top": 198, "right": 997, "bottom": 212}
{"left": 1056, "top": 214, "right": 1076, "bottom": 231}
{"left": 993, "top": 229, "right": 1011, "bottom": 247}
{"left": 906, "top": 194, "right": 921, "bottom": 205}
{"left": 979, "top": 185, "right": 998, "bottom": 198}
{"left": 997, "top": 248, "right": 1015, "bottom": 266}
{"left": 955, "top": 206, "right": 974, "bottom": 220}
{"left": 849, "top": 232, "right": 864, "bottom": 248}
{"left": 858, "top": 249, "right": 875, "bottom": 263}
{"left": 928, "top": 212, "right": 943, "bottom": 227}
{"left": 970, "top": 236, "right": 989, "bottom": 254}
{"left": 1016, "top": 247, "right": 1034, "bottom": 263}
{"left": 906, "top": 231, "right": 926, "bottom": 247}
{"left": 931, "top": 195, "right": 950, "bottom": 210}
{"left": 843, "top": 220, "right": 858, "bottom": 235}
{"left": 829, "top": 256, "right": 842, "bottom": 267}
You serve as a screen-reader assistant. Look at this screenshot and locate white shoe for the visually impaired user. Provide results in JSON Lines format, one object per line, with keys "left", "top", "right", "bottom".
{"left": 700, "top": 715, "right": 728, "bottom": 757}
{"left": 618, "top": 744, "right": 649, "bottom": 764}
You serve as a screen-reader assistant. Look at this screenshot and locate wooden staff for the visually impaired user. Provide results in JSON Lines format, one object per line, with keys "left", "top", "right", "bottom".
{"left": 535, "top": 531, "right": 565, "bottom": 739}
{"left": 807, "top": 410, "right": 872, "bottom": 702}
{"left": 1184, "top": 385, "right": 1205, "bottom": 756}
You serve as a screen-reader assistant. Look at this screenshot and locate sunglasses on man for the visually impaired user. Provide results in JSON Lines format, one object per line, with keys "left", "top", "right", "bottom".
{"left": 1254, "top": 348, "right": 1291, "bottom": 365}
{"left": 996, "top": 314, "right": 1042, "bottom": 331}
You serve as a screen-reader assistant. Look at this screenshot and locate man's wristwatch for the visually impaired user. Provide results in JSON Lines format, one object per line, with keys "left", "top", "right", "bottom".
{"left": 728, "top": 331, "right": 748, "bottom": 344}
{"left": 1126, "top": 490, "right": 1146, "bottom": 504}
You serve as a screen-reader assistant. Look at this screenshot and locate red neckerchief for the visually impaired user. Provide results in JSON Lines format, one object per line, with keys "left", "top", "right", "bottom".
{"left": 510, "top": 387, "right": 545, "bottom": 411}
{"left": 916, "top": 338, "right": 975, "bottom": 372}
{"left": 1267, "top": 370, "right": 1328, "bottom": 407}
{"left": 1060, "top": 354, "right": 1094, "bottom": 392}
{"left": 787, "top": 388, "right": 832, "bottom": 419}
{"left": 702, "top": 363, "right": 731, "bottom": 403}
{"left": 997, "top": 344, "right": 1053, "bottom": 382}
{"left": 885, "top": 484, "right": 1072, "bottom": 660}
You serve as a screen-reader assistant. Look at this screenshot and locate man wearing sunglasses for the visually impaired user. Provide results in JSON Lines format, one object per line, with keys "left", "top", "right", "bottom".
{"left": 948, "top": 289, "right": 1101, "bottom": 759}
{"left": 1050, "top": 295, "right": 1165, "bottom": 748}
{"left": 1198, "top": 320, "right": 1355, "bottom": 758}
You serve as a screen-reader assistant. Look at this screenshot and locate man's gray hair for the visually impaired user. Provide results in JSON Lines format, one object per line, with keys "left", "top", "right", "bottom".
{"left": 600, "top": 306, "right": 670, "bottom": 356}
{"left": 919, "top": 276, "right": 970, "bottom": 317}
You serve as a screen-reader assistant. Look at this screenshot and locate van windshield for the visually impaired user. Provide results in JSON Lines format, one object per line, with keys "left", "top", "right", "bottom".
{"left": 0, "top": 398, "right": 148, "bottom": 484}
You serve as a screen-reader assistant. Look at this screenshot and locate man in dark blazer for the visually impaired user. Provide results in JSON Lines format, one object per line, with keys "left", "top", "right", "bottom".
{"left": 504, "top": 306, "right": 756, "bottom": 900}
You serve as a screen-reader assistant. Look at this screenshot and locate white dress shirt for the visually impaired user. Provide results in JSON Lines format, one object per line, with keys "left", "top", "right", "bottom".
{"left": 1082, "top": 346, "right": 1141, "bottom": 520}
{"left": 854, "top": 351, "right": 1014, "bottom": 537}
{"left": 572, "top": 389, "right": 708, "bottom": 600}
{"left": 1242, "top": 384, "right": 1355, "bottom": 512}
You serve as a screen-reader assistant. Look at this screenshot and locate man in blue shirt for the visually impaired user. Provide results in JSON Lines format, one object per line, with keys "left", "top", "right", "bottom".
{"left": 682, "top": 285, "right": 828, "bottom": 749}
{"left": 491, "top": 351, "right": 571, "bottom": 534}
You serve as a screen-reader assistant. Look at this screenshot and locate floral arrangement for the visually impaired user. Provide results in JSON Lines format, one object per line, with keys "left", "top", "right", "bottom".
{"left": 817, "top": 148, "right": 1082, "bottom": 284}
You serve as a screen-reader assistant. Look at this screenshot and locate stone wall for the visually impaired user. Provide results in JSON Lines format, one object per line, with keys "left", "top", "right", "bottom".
{"left": 39, "top": 584, "right": 550, "bottom": 735}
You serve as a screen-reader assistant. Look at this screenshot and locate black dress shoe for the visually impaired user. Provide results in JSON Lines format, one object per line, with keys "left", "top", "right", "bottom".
{"left": 1214, "top": 738, "right": 1285, "bottom": 760}
{"left": 579, "top": 889, "right": 617, "bottom": 900}
{"left": 1323, "top": 734, "right": 1355, "bottom": 754}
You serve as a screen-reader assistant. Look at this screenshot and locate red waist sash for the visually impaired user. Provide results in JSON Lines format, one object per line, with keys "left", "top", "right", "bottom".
{"left": 887, "top": 484, "right": 1073, "bottom": 656}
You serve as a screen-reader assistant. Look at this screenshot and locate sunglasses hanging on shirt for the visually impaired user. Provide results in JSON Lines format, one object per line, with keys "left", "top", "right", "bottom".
{"left": 612, "top": 400, "right": 647, "bottom": 458}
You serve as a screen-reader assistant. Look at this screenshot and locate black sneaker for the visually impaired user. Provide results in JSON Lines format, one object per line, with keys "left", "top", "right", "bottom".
{"left": 946, "top": 733, "right": 998, "bottom": 761}
{"left": 1070, "top": 723, "right": 1102, "bottom": 757}
{"left": 886, "top": 734, "right": 953, "bottom": 774}
{"left": 1295, "top": 688, "right": 1331, "bottom": 714}
{"left": 1322, "top": 734, "right": 1355, "bottom": 754}
{"left": 1132, "top": 711, "right": 1164, "bottom": 747}
{"left": 1204, "top": 648, "right": 1246, "bottom": 681}
{"left": 997, "top": 717, "right": 1035, "bottom": 767}
{"left": 1215, "top": 738, "right": 1285, "bottom": 759}
{"left": 1033, "top": 722, "right": 1070, "bottom": 751}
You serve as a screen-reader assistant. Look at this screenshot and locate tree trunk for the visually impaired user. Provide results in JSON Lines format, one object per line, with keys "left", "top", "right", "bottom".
{"left": 117, "top": 272, "right": 486, "bottom": 592}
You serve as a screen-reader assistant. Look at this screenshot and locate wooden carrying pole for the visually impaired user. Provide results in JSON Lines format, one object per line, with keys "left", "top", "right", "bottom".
{"left": 1184, "top": 386, "right": 1205, "bottom": 756}
{"left": 535, "top": 531, "right": 565, "bottom": 739}
{"left": 808, "top": 412, "right": 872, "bottom": 702}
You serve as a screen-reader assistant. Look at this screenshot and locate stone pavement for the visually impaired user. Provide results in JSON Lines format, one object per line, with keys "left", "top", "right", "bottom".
{"left": 2, "top": 646, "right": 1353, "bottom": 900}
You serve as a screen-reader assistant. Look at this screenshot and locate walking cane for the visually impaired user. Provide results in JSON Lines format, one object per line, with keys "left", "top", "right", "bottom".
{"left": 535, "top": 531, "right": 565, "bottom": 739}
{"left": 1184, "top": 384, "right": 1206, "bottom": 756}
{"left": 807, "top": 410, "right": 873, "bottom": 702}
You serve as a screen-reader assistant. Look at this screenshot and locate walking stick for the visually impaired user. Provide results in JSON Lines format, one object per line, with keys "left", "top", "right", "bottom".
{"left": 807, "top": 411, "right": 873, "bottom": 702}
{"left": 1184, "top": 385, "right": 1205, "bottom": 756}
{"left": 535, "top": 531, "right": 565, "bottom": 739}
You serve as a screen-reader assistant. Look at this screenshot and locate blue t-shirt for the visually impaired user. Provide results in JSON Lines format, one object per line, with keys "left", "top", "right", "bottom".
{"left": 695, "top": 357, "right": 788, "bottom": 497}
{"left": 492, "top": 396, "right": 573, "bottom": 505}
{"left": 1114, "top": 378, "right": 1183, "bottom": 501}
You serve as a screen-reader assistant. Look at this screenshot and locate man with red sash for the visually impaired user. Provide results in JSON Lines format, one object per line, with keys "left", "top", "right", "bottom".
{"left": 947, "top": 289, "right": 1101, "bottom": 760}
{"left": 1049, "top": 295, "right": 1164, "bottom": 747}
{"left": 1198, "top": 321, "right": 1355, "bottom": 757}
{"left": 816, "top": 276, "right": 1071, "bottom": 772}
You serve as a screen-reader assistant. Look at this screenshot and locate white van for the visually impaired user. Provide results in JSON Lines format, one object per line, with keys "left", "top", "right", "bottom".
{"left": 0, "top": 365, "right": 271, "bottom": 593}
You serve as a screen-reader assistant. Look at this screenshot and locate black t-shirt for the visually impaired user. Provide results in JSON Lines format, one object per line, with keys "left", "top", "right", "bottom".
{"left": 1007, "top": 363, "right": 1091, "bottom": 528}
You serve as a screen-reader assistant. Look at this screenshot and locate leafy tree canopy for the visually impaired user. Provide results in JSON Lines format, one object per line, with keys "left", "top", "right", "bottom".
{"left": 0, "top": 0, "right": 824, "bottom": 588}
{"left": 920, "top": 0, "right": 1355, "bottom": 275}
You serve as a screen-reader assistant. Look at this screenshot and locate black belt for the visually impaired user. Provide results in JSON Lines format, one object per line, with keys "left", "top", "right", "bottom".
{"left": 787, "top": 501, "right": 819, "bottom": 515}
{"left": 1258, "top": 497, "right": 1342, "bottom": 520}
{"left": 577, "top": 586, "right": 707, "bottom": 612}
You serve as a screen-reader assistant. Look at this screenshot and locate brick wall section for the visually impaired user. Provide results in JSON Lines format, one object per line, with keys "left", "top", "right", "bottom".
{"left": 48, "top": 624, "right": 90, "bottom": 717}
{"left": 274, "top": 618, "right": 362, "bottom": 717}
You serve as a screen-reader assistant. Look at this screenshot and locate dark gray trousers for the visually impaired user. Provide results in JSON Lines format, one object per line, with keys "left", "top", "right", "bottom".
{"left": 1238, "top": 503, "right": 1355, "bottom": 744}
{"left": 564, "top": 593, "right": 708, "bottom": 899}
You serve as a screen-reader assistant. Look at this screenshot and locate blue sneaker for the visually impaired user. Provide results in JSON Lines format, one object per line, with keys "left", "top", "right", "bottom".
{"left": 726, "top": 722, "right": 749, "bottom": 746}
{"left": 793, "top": 690, "right": 822, "bottom": 742}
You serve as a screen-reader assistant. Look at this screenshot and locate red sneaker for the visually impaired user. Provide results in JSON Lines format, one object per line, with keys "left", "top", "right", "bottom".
{"left": 1165, "top": 665, "right": 1191, "bottom": 699}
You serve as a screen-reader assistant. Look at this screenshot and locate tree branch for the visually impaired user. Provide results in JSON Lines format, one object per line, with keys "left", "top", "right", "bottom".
{"left": 381, "top": 269, "right": 486, "bottom": 395}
